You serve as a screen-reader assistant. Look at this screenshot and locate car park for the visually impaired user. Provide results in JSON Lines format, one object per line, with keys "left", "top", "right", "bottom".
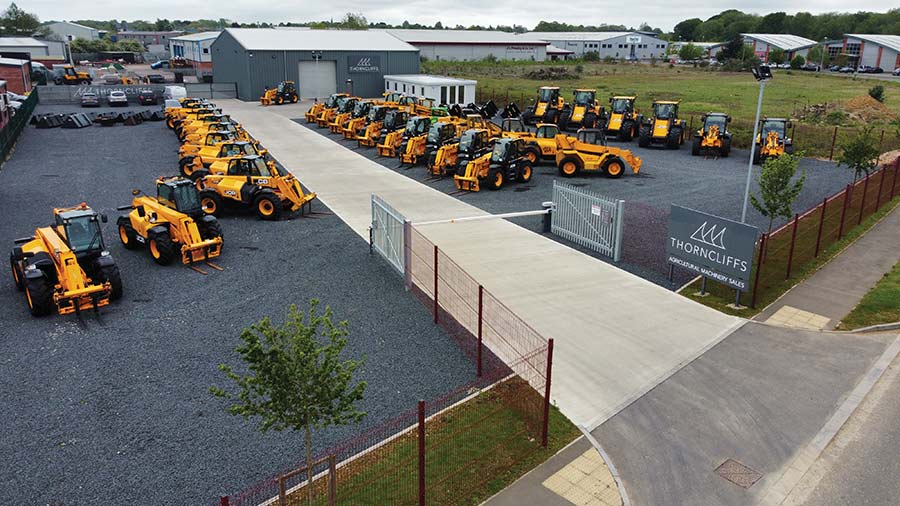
{"left": 107, "top": 90, "right": 128, "bottom": 106}
{"left": 838, "top": 66, "right": 855, "bottom": 73}
{"left": 138, "top": 89, "right": 158, "bottom": 105}
{"left": 857, "top": 65, "right": 884, "bottom": 74}
{"left": 80, "top": 92, "right": 100, "bottom": 107}
{"left": 146, "top": 74, "right": 166, "bottom": 84}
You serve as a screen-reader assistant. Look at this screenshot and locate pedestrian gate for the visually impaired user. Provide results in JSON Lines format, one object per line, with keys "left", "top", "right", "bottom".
{"left": 551, "top": 181, "right": 625, "bottom": 261}
{"left": 370, "top": 194, "right": 407, "bottom": 274}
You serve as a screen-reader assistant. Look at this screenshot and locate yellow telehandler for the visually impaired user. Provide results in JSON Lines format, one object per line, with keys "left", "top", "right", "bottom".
{"left": 499, "top": 119, "right": 562, "bottom": 165}
{"left": 10, "top": 203, "right": 121, "bottom": 317}
{"left": 181, "top": 122, "right": 251, "bottom": 146}
{"left": 521, "top": 87, "right": 564, "bottom": 126}
{"left": 604, "top": 96, "right": 642, "bottom": 141}
{"left": 328, "top": 97, "right": 363, "bottom": 133}
{"left": 54, "top": 64, "right": 92, "bottom": 85}
{"left": 260, "top": 81, "right": 299, "bottom": 106}
{"left": 341, "top": 101, "right": 376, "bottom": 139}
{"left": 315, "top": 94, "right": 353, "bottom": 127}
{"left": 454, "top": 137, "right": 533, "bottom": 192}
{"left": 370, "top": 109, "right": 409, "bottom": 153}
{"left": 753, "top": 117, "right": 793, "bottom": 164}
{"left": 691, "top": 113, "right": 733, "bottom": 158}
{"left": 638, "top": 100, "right": 686, "bottom": 149}
{"left": 555, "top": 129, "right": 643, "bottom": 178}
{"left": 179, "top": 141, "right": 263, "bottom": 177}
{"left": 559, "top": 89, "right": 604, "bottom": 131}
{"left": 305, "top": 93, "right": 346, "bottom": 123}
{"left": 178, "top": 131, "right": 238, "bottom": 159}
{"left": 397, "top": 116, "right": 439, "bottom": 165}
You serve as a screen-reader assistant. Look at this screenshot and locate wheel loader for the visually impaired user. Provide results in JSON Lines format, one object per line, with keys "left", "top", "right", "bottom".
{"left": 559, "top": 89, "right": 604, "bottom": 131}
{"left": 117, "top": 177, "right": 223, "bottom": 267}
{"left": 181, "top": 122, "right": 251, "bottom": 146}
{"left": 370, "top": 110, "right": 409, "bottom": 153}
{"left": 315, "top": 94, "right": 353, "bottom": 127}
{"left": 753, "top": 118, "right": 793, "bottom": 165}
{"left": 179, "top": 140, "right": 263, "bottom": 177}
{"left": 178, "top": 131, "right": 238, "bottom": 159}
{"left": 422, "top": 123, "right": 460, "bottom": 172}
{"left": 260, "top": 81, "right": 299, "bottom": 106}
{"left": 691, "top": 113, "right": 732, "bottom": 158}
{"left": 192, "top": 155, "right": 316, "bottom": 220}
{"left": 522, "top": 87, "right": 564, "bottom": 126}
{"left": 604, "top": 96, "right": 642, "bottom": 141}
{"left": 555, "top": 129, "right": 643, "bottom": 178}
{"left": 328, "top": 97, "right": 362, "bottom": 133}
{"left": 638, "top": 100, "right": 686, "bottom": 149}
{"left": 340, "top": 101, "right": 375, "bottom": 139}
{"left": 10, "top": 203, "right": 121, "bottom": 317}
{"left": 54, "top": 64, "right": 92, "bottom": 85}
{"left": 454, "top": 137, "right": 533, "bottom": 192}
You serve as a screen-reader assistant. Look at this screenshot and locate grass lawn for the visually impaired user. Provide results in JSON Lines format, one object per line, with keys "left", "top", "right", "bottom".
{"left": 838, "top": 260, "right": 900, "bottom": 330}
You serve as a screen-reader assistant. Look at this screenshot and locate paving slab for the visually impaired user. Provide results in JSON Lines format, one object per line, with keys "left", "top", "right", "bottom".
{"left": 220, "top": 99, "right": 741, "bottom": 428}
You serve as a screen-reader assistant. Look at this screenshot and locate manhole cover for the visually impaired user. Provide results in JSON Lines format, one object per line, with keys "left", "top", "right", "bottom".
{"left": 715, "top": 459, "right": 762, "bottom": 489}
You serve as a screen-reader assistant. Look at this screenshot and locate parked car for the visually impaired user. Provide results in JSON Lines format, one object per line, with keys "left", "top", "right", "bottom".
{"left": 107, "top": 90, "right": 128, "bottom": 106}
{"left": 838, "top": 66, "right": 855, "bottom": 73}
{"left": 81, "top": 92, "right": 100, "bottom": 107}
{"left": 103, "top": 73, "right": 123, "bottom": 85}
{"left": 860, "top": 66, "right": 884, "bottom": 74}
{"left": 150, "top": 60, "right": 170, "bottom": 70}
{"left": 138, "top": 89, "right": 157, "bottom": 105}
{"left": 800, "top": 63, "right": 820, "bottom": 71}
{"left": 893, "top": 67, "right": 900, "bottom": 76}
{"left": 146, "top": 74, "right": 166, "bottom": 84}
{"left": 827, "top": 64, "right": 840, "bottom": 72}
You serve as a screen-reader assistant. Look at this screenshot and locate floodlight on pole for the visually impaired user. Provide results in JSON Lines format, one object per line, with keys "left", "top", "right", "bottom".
{"left": 740, "top": 64, "right": 772, "bottom": 224}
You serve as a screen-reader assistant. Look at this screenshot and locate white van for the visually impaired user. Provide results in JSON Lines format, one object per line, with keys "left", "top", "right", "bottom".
{"left": 163, "top": 86, "right": 187, "bottom": 100}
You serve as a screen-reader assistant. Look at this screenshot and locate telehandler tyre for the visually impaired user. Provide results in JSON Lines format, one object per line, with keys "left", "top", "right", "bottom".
{"left": 148, "top": 231, "right": 177, "bottom": 265}
{"left": 522, "top": 146, "right": 540, "bottom": 165}
{"left": 10, "top": 254, "right": 24, "bottom": 291}
{"left": 558, "top": 156, "right": 581, "bottom": 178}
{"left": 691, "top": 137, "right": 701, "bottom": 156}
{"left": 487, "top": 168, "right": 504, "bottom": 190}
{"left": 24, "top": 274, "right": 54, "bottom": 317}
{"left": 199, "top": 219, "right": 223, "bottom": 241}
{"left": 619, "top": 121, "right": 634, "bottom": 141}
{"left": 516, "top": 164, "right": 533, "bottom": 183}
{"left": 638, "top": 126, "right": 651, "bottom": 147}
{"left": 118, "top": 222, "right": 140, "bottom": 250}
{"left": 254, "top": 193, "right": 283, "bottom": 220}
{"left": 603, "top": 158, "right": 625, "bottom": 179}
{"left": 97, "top": 264, "right": 123, "bottom": 301}
{"left": 722, "top": 138, "right": 732, "bottom": 157}
{"left": 667, "top": 128, "right": 682, "bottom": 149}
{"left": 199, "top": 191, "right": 223, "bottom": 217}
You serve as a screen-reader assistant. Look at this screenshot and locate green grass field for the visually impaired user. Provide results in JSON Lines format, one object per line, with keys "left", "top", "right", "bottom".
{"left": 838, "top": 260, "right": 900, "bottom": 330}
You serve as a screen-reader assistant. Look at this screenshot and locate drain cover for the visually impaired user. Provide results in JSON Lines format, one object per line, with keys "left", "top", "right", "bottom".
{"left": 715, "top": 459, "right": 762, "bottom": 488}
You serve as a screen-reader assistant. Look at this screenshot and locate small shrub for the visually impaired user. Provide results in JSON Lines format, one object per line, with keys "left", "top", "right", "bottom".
{"left": 698, "top": 60, "right": 710, "bottom": 68}
{"left": 826, "top": 111, "right": 846, "bottom": 125}
{"left": 575, "top": 64, "right": 584, "bottom": 74}
{"left": 603, "top": 55, "right": 614, "bottom": 64}
{"left": 583, "top": 51, "right": 600, "bottom": 62}
{"left": 790, "top": 55, "right": 805, "bottom": 69}
{"left": 869, "top": 85, "right": 885, "bottom": 103}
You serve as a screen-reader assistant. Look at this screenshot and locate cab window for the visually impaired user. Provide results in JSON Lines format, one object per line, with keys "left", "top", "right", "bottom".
{"left": 227, "top": 160, "right": 246, "bottom": 176}
{"left": 158, "top": 184, "right": 175, "bottom": 208}
{"left": 536, "top": 125, "right": 559, "bottom": 138}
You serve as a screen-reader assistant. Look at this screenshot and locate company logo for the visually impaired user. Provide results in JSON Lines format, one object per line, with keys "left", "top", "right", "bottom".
{"left": 349, "top": 55, "right": 380, "bottom": 73}
{"left": 356, "top": 57, "right": 372, "bottom": 66}
{"left": 690, "top": 221, "right": 726, "bottom": 249}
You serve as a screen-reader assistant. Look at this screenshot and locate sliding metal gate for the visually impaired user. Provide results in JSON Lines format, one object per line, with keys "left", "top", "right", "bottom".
{"left": 370, "top": 194, "right": 407, "bottom": 274}
{"left": 551, "top": 181, "right": 625, "bottom": 262}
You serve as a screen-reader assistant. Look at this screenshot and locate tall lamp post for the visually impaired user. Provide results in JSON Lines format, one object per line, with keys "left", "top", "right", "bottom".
{"left": 740, "top": 64, "right": 773, "bottom": 224}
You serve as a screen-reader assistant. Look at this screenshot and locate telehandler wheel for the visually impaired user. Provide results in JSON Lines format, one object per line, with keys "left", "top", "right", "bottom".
{"left": 559, "top": 111, "right": 572, "bottom": 131}
{"left": 517, "top": 164, "right": 533, "bottom": 183}
{"left": 148, "top": 231, "right": 177, "bottom": 266}
{"left": 558, "top": 157, "right": 581, "bottom": 178}
{"left": 199, "top": 191, "right": 223, "bottom": 217}
{"left": 603, "top": 158, "right": 625, "bottom": 179}
{"left": 691, "top": 137, "right": 701, "bottom": 156}
{"left": 189, "top": 169, "right": 210, "bottom": 182}
{"left": 24, "top": 274, "right": 54, "bottom": 317}
{"left": 638, "top": 126, "right": 651, "bottom": 148}
{"left": 118, "top": 222, "right": 140, "bottom": 250}
{"left": 10, "top": 254, "right": 24, "bottom": 291}
{"left": 667, "top": 128, "right": 682, "bottom": 149}
{"left": 97, "top": 264, "right": 123, "bottom": 301}
{"left": 722, "top": 138, "right": 732, "bottom": 157}
{"left": 523, "top": 147, "right": 540, "bottom": 164}
{"left": 291, "top": 95, "right": 299, "bottom": 103}
{"left": 583, "top": 112, "right": 598, "bottom": 129}
{"left": 166, "top": 118, "right": 175, "bottom": 129}
{"left": 181, "top": 161, "right": 198, "bottom": 178}
{"left": 522, "top": 110, "right": 535, "bottom": 126}
{"left": 753, "top": 146, "right": 762, "bottom": 165}
{"left": 199, "top": 219, "right": 223, "bottom": 241}
{"left": 254, "top": 193, "right": 283, "bottom": 220}
{"left": 276, "top": 96, "right": 284, "bottom": 105}
{"left": 487, "top": 169, "right": 504, "bottom": 190}
{"left": 618, "top": 121, "right": 634, "bottom": 142}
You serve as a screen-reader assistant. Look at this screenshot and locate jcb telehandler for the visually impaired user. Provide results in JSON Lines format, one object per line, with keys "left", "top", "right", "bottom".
{"left": 10, "top": 203, "right": 121, "bottom": 317}
{"left": 396, "top": 116, "right": 437, "bottom": 164}
{"left": 638, "top": 100, "right": 686, "bottom": 149}
{"left": 500, "top": 119, "right": 562, "bottom": 165}
{"left": 169, "top": 106, "right": 221, "bottom": 131}
{"left": 193, "top": 155, "right": 317, "bottom": 220}
{"left": 54, "top": 64, "right": 92, "bottom": 85}
{"left": 368, "top": 109, "right": 408, "bottom": 152}
{"left": 177, "top": 114, "right": 234, "bottom": 140}
{"left": 305, "top": 93, "right": 347, "bottom": 123}
{"left": 422, "top": 123, "right": 459, "bottom": 172}
{"left": 454, "top": 137, "right": 533, "bottom": 192}
{"left": 260, "top": 81, "right": 299, "bottom": 106}
{"left": 178, "top": 131, "right": 238, "bottom": 159}
{"left": 753, "top": 118, "right": 793, "bottom": 164}
{"left": 357, "top": 107, "right": 400, "bottom": 147}
{"left": 522, "top": 87, "right": 564, "bottom": 126}
{"left": 427, "top": 128, "right": 492, "bottom": 178}
{"left": 691, "top": 113, "right": 732, "bottom": 158}
{"left": 341, "top": 101, "right": 376, "bottom": 139}
{"left": 556, "top": 129, "right": 643, "bottom": 178}
{"left": 117, "top": 177, "right": 223, "bottom": 267}
{"left": 328, "top": 97, "right": 364, "bottom": 134}
{"left": 604, "top": 96, "right": 641, "bottom": 141}
{"left": 179, "top": 141, "right": 262, "bottom": 177}
{"left": 166, "top": 100, "right": 216, "bottom": 128}
{"left": 315, "top": 94, "right": 353, "bottom": 128}
{"left": 181, "top": 122, "right": 251, "bottom": 146}
{"left": 559, "top": 89, "right": 604, "bottom": 131}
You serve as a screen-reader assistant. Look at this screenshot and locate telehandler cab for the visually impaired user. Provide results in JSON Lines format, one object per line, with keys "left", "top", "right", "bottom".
{"left": 169, "top": 106, "right": 220, "bottom": 131}
{"left": 691, "top": 113, "right": 733, "bottom": 158}
{"left": 422, "top": 123, "right": 459, "bottom": 172}
{"left": 315, "top": 94, "right": 353, "bottom": 127}
{"left": 117, "top": 177, "right": 223, "bottom": 268}
{"left": 522, "top": 87, "right": 564, "bottom": 126}
{"left": 396, "top": 116, "right": 436, "bottom": 164}
{"left": 753, "top": 117, "right": 793, "bottom": 164}
{"left": 454, "top": 137, "right": 533, "bottom": 192}
{"left": 560, "top": 89, "right": 603, "bottom": 131}
{"left": 179, "top": 141, "right": 262, "bottom": 177}
{"left": 178, "top": 131, "right": 238, "bottom": 158}
{"left": 500, "top": 120, "right": 562, "bottom": 165}
{"left": 638, "top": 100, "right": 686, "bottom": 149}
{"left": 556, "top": 129, "right": 643, "bottom": 178}
{"left": 305, "top": 93, "right": 347, "bottom": 123}
{"left": 331, "top": 100, "right": 371, "bottom": 134}
{"left": 370, "top": 110, "right": 408, "bottom": 153}
{"left": 10, "top": 203, "right": 121, "bottom": 317}
{"left": 341, "top": 101, "right": 376, "bottom": 139}
{"left": 322, "top": 96, "right": 359, "bottom": 129}
{"left": 604, "top": 96, "right": 641, "bottom": 141}
{"left": 178, "top": 114, "right": 234, "bottom": 140}
{"left": 260, "top": 81, "right": 299, "bottom": 105}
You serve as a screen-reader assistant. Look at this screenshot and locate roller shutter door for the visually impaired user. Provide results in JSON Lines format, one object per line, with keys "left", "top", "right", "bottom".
{"left": 298, "top": 61, "right": 336, "bottom": 99}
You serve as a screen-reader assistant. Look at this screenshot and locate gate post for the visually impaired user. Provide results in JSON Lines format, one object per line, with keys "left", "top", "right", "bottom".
{"left": 541, "top": 339, "right": 555, "bottom": 448}
{"left": 858, "top": 173, "right": 870, "bottom": 225}
{"left": 814, "top": 197, "right": 827, "bottom": 258}
{"left": 418, "top": 400, "right": 426, "bottom": 506}
{"left": 613, "top": 199, "right": 625, "bottom": 262}
{"left": 786, "top": 214, "right": 799, "bottom": 279}
{"left": 433, "top": 245, "right": 439, "bottom": 325}
{"left": 477, "top": 285, "right": 484, "bottom": 378}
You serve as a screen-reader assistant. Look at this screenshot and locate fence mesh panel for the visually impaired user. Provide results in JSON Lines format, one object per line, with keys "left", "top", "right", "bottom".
{"left": 0, "top": 88, "right": 38, "bottom": 161}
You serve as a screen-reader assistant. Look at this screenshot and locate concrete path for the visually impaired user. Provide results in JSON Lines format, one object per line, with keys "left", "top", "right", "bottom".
{"left": 220, "top": 100, "right": 740, "bottom": 429}
{"left": 755, "top": 201, "right": 900, "bottom": 330}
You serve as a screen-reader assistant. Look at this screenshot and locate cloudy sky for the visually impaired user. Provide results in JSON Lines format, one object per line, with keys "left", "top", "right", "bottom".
{"left": 22, "top": 1, "right": 899, "bottom": 31}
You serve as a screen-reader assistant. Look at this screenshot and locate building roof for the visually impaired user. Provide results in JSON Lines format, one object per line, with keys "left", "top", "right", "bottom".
{"left": 517, "top": 31, "right": 664, "bottom": 42}
{"left": 0, "top": 57, "right": 29, "bottom": 66}
{"left": 845, "top": 34, "right": 900, "bottom": 53}
{"left": 546, "top": 44, "right": 575, "bottom": 54}
{"left": 47, "top": 21, "right": 98, "bottom": 31}
{"left": 118, "top": 30, "right": 184, "bottom": 36}
{"left": 741, "top": 34, "right": 817, "bottom": 51}
{"left": 383, "top": 74, "right": 476, "bottom": 85}
{"left": 672, "top": 41, "right": 724, "bottom": 49}
{"left": 385, "top": 29, "right": 547, "bottom": 46}
{"left": 171, "top": 31, "right": 221, "bottom": 42}
{"left": 0, "top": 37, "right": 48, "bottom": 47}
{"left": 223, "top": 28, "right": 418, "bottom": 51}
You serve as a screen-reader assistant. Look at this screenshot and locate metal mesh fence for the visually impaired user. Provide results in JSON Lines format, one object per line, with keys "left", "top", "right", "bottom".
{"left": 0, "top": 88, "right": 38, "bottom": 162}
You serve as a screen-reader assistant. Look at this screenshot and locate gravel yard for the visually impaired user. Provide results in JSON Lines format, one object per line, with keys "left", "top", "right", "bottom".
{"left": 0, "top": 106, "right": 473, "bottom": 506}
{"left": 297, "top": 118, "right": 854, "bottom": 287}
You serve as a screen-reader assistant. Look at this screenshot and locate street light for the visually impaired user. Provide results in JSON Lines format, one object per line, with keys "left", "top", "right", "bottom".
{"left": 740, "top": 64, "right": 772, "bottom": 223}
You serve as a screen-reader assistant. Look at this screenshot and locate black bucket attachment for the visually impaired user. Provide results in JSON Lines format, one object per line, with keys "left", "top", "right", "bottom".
{"left": 62, "top": 113, "right": 93, "bottom": 129}
{"left": 139, "top": 110, "right": 154, "bottom": 120}
{"left": 96, "top": 113, "right": 119, "bottom": 126}
{"left": 480, "top": 100, "right": 499, "bottom": 119}
{"left": 148, "top": 110, "right": 165, "bottom": 121}
{"left": 448, "top": 104, "right": 464, "bottom": 118}
{"left": 34, "top": 114, "right": 66, "bottom": 129}
{"left": 500, "top": 102, "right": 522, "bottom": 119}
{"left": 123, "top": 113, "right": 143, "bottom": 126}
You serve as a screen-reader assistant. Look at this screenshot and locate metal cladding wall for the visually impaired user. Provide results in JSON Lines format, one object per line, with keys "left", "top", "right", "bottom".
{"left": 415, "top": 43, "right": 547, "bottom": 62}
{"left": 212, "top": 31, "right": 420, "bottom": 101}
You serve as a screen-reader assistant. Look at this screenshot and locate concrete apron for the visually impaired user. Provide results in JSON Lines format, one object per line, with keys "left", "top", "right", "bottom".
{"left": 221, "top": 99, "right": 742, "bottom": 429}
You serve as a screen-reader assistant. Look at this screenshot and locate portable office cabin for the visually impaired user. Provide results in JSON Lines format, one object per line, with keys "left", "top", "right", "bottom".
{"left": 383, "top": 75, "right": 476, "bottom": 106}
{"left": 211, "top": 28, "right": 420, "bottom": 101}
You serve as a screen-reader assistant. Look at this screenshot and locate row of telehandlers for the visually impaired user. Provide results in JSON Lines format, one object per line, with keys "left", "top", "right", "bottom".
{"left": 10, "top": 97, "right": 317, "bottom": 317}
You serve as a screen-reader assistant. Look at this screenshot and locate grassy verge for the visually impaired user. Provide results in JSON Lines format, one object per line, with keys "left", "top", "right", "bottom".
{"left": 684, "top": 195, "right": 900, "bottom": 317}
{"left": 289, "top": 378, "right": 581, "bottom": 506}
{"left": 837, "top": 260, "right": 900, "bottom": 330}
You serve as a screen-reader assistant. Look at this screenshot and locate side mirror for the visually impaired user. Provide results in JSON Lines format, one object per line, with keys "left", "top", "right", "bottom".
{"left": 726, "top": 115, "right": 732, "bottom": 123}
{"left": 12, "top": 246, "right": 22, "bottom": 258}
{"left": 786, "top": 121, "right": 793, "bottom": 129}
{"left": 100, "top": 214, "right": 108, "bottom": 223}
{"left": 608, "top": 97, "right": 613, "bottom": 104}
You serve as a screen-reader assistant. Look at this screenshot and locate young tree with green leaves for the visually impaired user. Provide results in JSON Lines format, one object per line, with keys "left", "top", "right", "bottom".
{"left": 836, "top": 126, "right": 881, "bottom": 181}
{"left": 211, "top": 300, "right": 367, "bottom": 506}
{"left": 0, "top": 2, "right": 46, "bottom": 36}
{"left": 751, "top": 153, "right": 807, "bottom": 232}
{"left": 767, "top": 48, "right": 786, "bottom": 65}
{"left": 678, "top": 43, "right": 704, "bottom": 62}
{"left": 790, "top": 55, "right": 806, "bottom": 69}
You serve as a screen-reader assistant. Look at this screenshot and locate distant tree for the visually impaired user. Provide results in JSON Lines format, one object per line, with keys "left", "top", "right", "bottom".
{"left": 767, "top": 48, "right": 786, "bottom": 65}
{"left": 837, "top": 126, "right": 881, "bottom": 181}
{"left": 434, "top": 21, "right": 443, "bottom": 29}
{"left": 115, "top": 39, "right": 144, "bottom": 52}
{"left": 751, "top": 153, "right": 807, "bottom": 232}
{"left": 154, "top": 18, "right": 174, "bottom": 31}
{"left": 673, "top": 18, "right": 702, "bottom": 41}
{"left": 0, "top": 2, "right": 46, "bottom": 36}
{"left": 583, "top": 50, "right": 599, "bottom": 62}
{"left": 719, "top": 35, "right": 746, "bottom": 61}
{"left": 757, "top": 12, "right": 788, "bottom": 33}
{"left": 789, "top": 54, "right": 805, "bottom": 69}
{"left": 678, "top": 43, "right": 704, "bottom": 62}
{"left": 806, "top": 45, "right": 827, "bottom": 67}
{"left": 340, "top": 12, "right": 367, "bottom": 30}
{"left": 212, "top": 301, "right": 367, "bottom": 506}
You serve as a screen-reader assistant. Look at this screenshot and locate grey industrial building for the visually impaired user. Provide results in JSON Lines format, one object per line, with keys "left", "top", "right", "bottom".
{"left": 212, "top": 28, "right": 420, "bottom": 101}
{"left": 517, "top": 31, "right": 669, "bottom": 60}
{"left": 385, "top": 29, "right": 549, "bottom": 62}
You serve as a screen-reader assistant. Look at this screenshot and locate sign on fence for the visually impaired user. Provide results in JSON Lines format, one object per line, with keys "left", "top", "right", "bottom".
{"left": 551, "top": 181, "right": 624, "bottom": 262}
{"left": 666, "top": 205, "right": 759, "bottom": 291}
{"left": 371, "top": 194, "right": 407, "bottom": 274}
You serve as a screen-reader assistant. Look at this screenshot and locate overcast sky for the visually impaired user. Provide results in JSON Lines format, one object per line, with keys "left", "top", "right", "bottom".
{"left": 22, "top": 1, "right": 899, "bottom": 32}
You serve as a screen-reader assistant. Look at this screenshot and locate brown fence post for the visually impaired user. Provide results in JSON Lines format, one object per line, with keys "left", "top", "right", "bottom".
{"left": 829, "top": 126, "right": 838, "bottom": 160}
{"left": 786, "top": 214, "right": 799, "bottom": 279}
{"left": 433, "top": 245, "right": 439, "bottom": 325}
{"left": 814, "top": 197, "right": 827, "bottom": 258}
{"left": 477, "top": 285, "right": 484, "bottom": 378}
{"left": 328, "top": 455, "right": 336, "bottom": 506}
{"left": 858, "top": 173, "right": 870, "bottom": 225}
{"left": 750, "top": 233, "right": 767, "bottom": 308}
{"left": 541, "top": 339, "right": 555, "bottom": 448}
{"left": 838, "top": 184, "right": 851, "bottom": 239}
{"left": 688, "top": 114, "right": 693, "bottom": 133}
{"left": 220, "top": 497, "right": 230, "bottom": 506}
{"left": 892, "top": 161, "right": 900, "bottom": 199}
{"left": 418, "top": 400, "right": 426, "bottom": 506}
{"left": 875, "top": 168, "right": 886, "bottom": 212}
{"left": 278, "top": 474, "right": 286, "bottom": 506}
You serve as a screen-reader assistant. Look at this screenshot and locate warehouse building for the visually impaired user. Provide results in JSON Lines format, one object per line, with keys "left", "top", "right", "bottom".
{"left": 170, "top": 31, "right": 220, "bottom": 76}
{"left": 741, "top": 34, "right": 816, "bottom": 62}
{"left": 0, "top": 57, "right": 32, "bottom": 94}
{"left": 385, "top": 29, "right": 548, "bottom": 62}
{"left": 383, "top": 74, "right": 476, "bottom": 105}
{"left": 212, "top": 28, "right": 420, "bottom": 101}
{"left": 516, "top": 31, "right": 668, "bottom": 60}
{"left": 841, "top": 34, "right": 900, "bottom": 70}
{"left": 0, "top": 37, "right": 50, "bottom": 58}
{"left": 46, "top": 21, "right": 101, "bottom": 41}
